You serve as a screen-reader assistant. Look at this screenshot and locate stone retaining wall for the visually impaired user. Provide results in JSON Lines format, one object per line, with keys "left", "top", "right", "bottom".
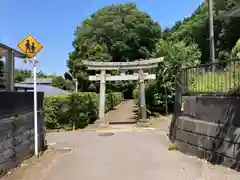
{"left": 0, "top": 92, "right": 46, "bottom": 176}
{"left": 174, "top": 96, "right": 240, "bottom": 171}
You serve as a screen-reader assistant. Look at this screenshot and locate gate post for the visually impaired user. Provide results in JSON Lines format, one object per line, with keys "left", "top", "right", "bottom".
{"left": 5, "top": 50, "right": 15, "bottom": 92}
{"left": 82, "top": 58, "right": 164, "bottom": 127}
{"left": 170, "top": 71, "right": 183, "bottom": 141}
{"left": 139, "top": 69, "right": 147, "bottom": 121}
{"left": 99, "top": 70, "right": 107, "bottom": 127}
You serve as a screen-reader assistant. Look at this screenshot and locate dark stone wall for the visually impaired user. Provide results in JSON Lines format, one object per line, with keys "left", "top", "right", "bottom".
{"left": 173, "top": 96, "right": 240, "bottom": 171}
{"left": 0, "top": 92, "right": 44, "bottom": 118}
{"left": 0, "top": 92, "right": 46, "bottom": 177}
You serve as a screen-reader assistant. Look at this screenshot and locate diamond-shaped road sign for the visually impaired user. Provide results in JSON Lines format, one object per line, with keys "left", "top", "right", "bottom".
{"left": 17, "top": 34, "right": 43, "bottom": 58}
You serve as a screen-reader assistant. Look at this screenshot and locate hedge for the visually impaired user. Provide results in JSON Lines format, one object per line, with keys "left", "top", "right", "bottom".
{"left": 44, "top": 92, "right": 122, "bottom": 130}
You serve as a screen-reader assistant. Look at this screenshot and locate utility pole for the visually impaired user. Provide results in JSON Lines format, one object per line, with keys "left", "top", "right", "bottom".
{"left": 208, "top": 0, "right": 216, "bottom": 71}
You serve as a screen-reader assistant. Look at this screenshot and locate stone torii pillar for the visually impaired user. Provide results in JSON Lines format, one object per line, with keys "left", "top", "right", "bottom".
{"left": 138, "top": 69, "right": 147, "bottom": 120}
{"left": 99, "top": 70, "right": 106, "bottom": 126}
{"left": 83, "top": 58, "right": 164, "bottom": 127}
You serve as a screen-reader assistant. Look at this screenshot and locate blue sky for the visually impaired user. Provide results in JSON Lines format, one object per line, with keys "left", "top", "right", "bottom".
{"left": 0, "top": 0, "right": 203, "bottom": 75}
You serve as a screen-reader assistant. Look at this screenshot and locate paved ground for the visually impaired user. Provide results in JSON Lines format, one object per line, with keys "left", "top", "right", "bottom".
{"left": 105, "top": 100, "right": 138, "bottom": 124}
{"left": 4, "top": 126, "right": 240, "bottom": 180}
{"left": 3, "top": 101, "right": 240, "bottom": 180}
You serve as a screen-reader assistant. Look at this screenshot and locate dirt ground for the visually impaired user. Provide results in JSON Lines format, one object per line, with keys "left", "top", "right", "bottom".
{"left": 105, "top": 100, "right": 138, "bottom": 124}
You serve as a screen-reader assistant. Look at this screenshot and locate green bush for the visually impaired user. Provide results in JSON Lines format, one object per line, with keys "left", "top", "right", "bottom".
{"left": 44, "top": 95, "right": 70, "bottom": 129}
{"left": 133, "top": 39, "right": 201, "bottom": 115}
{"left": 105, "top": 92, "right": 123, "bottom": 111}
{"left": 133, "top": 81, "right": 175, "bottom": 114}
{"left": 133, "top": 86, "right": 139, "bottom": 105}
{"left": 44, "top": 92, "right": 122, "bottom": 130}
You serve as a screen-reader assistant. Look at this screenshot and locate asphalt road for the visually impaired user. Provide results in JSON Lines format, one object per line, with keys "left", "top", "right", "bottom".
{"left": 3, "top": 100, "right": 240, "bottom": 180}
{"left": 29, "top": 130, "right": 239, "bottom": 180}
{"left": 4, "top": 129, "right": 240, "bottom": 180}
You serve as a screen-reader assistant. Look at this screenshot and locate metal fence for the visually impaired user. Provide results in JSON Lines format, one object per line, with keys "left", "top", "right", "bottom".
{"left": 170, "top": 59, "right": 240, "bottom": 140}
{"left": 180, "top": 59, "right": 240, "bottom": 96}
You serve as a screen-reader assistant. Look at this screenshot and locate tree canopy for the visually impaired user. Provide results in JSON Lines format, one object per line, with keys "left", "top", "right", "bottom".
{"left": 68, "top": 2, "right": 161, "bottom": 91}
{"left": 142, "top": 0, "right": 240, "bottom": 114}
{"left": 134, "top": 39, "right": 201, "bottom": 114}
{"left": 163, "top": 0, "right": 240, "bottom": 63}
{"left": 65, "top": 1, "right": 240, "bottom": 113}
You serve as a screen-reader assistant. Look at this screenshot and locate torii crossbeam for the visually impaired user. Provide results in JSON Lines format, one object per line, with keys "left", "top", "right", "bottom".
{"left": 83, "top": 57, "right": 163, "bottom": 127}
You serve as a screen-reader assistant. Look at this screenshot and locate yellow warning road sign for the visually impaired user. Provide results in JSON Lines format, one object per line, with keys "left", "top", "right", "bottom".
{"left": 17, "top": 34, "right": 43, "bottom": 58}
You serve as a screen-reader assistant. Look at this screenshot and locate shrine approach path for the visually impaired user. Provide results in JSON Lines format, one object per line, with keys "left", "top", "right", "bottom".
{"left": 3, "top": 100, "right": 240, "bottom": 180}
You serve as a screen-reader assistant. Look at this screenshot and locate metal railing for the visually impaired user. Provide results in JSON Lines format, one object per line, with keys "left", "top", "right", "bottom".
{"left": 180, "top": 59, "right": 240, "bottom": 96}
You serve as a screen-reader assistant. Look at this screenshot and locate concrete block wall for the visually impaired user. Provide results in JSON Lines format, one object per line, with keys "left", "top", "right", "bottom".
{"left": 174, "top": 96, "right": 240, "bottom": 171}
{"left": 0, "top": 92, "right": 46, "bottom": 176}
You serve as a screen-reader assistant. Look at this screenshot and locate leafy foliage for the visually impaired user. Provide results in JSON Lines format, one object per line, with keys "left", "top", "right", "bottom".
{"left": 14, "top": 69, "right": 52, "bottom": 83}
{"left": 51, "top": 76, "right": 71, "bottom": 90}
{"left": 163, "top": 0, "right": 240, "bottom": 63}
{"left": 134, "top": 40, "right": 201, "bottom": 114}
{"left": 136, "top": 0, "right": 240, "bottom": 114}
{"left": 68, "top": 2, "right": 161, "bottom": 91}
{"left": 231, "top": 39, "right": 240, "bottom": 59}
{"left": 14, "top": 69, "right": 32, "bottom": 82}
{"left": 44, "top": 92, "right": 122, "bottom": 130}
{"left": 0, "top": 58, "right": 54, "bottom": 84}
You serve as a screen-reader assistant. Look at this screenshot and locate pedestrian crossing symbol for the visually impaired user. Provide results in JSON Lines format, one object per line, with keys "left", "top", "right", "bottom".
{"left": 17, "top": 34, "right": 43, "bottom": 58}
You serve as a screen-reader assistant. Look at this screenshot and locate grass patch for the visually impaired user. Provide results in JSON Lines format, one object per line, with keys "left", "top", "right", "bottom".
{"left": 168, "top": 142, "right": 180, "bottom": 151}
{"left": 187, "top": 61, "right": 240, "bottom": 94}
{"left": 148, "top": 114, "right": 171, "bottom": 129}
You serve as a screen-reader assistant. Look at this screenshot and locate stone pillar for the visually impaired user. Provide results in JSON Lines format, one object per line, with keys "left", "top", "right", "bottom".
{"left": 139, "top": 69, "right": 147, "bottom": 121}
{"left": 99, "top": 70, "right": 107, "bottom": 127}
{"left": 75, "top": 79, "right": 78, "bottom": 92}
{"left": 120, "top": 70, "right": 126, "bottom": 76}
{"left": 5, "top": 50, "right": 14, "bottom": 92}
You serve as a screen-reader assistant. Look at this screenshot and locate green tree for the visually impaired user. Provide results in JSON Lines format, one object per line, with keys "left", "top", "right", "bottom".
{"left": 230, "top": 39, "right": 240, "bottom": 58}
{"left": 0, "top": 59, "right": 50, "bottom": 83}
{"left": 68, "top": 2, "right": 161, "bottom": 91}
{"left": 37, "top": 70, "right": 49, "bottom": 78}
{"left": 163, "top": 3, "right": 209, "bottom": 63}
{"left": 14, "top": 69, "right": 53, "bottom": 83}
{"left": 163, "top": 0, "right": 240, "bottom": 63}
{"left": 51, "top": 76, "right": 67, "bottom": 90}
{"left": 140, "top": 39, "right": 201, "bottom": 114}
{"left": 14, "top": 69, "right": 32, "bottom": 82}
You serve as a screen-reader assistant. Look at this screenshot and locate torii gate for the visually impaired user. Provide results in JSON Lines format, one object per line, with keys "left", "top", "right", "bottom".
{"left": 82, "top": 57, "right": 163, "bottom": 127}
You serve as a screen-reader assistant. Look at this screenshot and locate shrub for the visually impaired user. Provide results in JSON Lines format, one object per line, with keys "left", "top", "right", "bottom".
{"left": 133, "top": 86, "right": 139, "bottom": 105}
{"left": 44, "top": 95, "right": 70, "bottom": 129}
{"left": 133, "top": 81, "right": 175, "bottom": 114}
{"left": 105, "top": 92, "right": 123, "bottom": 111}
{"left": 133, "top": 39, "right": 201, "bottom": 114}
{"left": 44, "top": 92, "right": 122, "bottom": 130}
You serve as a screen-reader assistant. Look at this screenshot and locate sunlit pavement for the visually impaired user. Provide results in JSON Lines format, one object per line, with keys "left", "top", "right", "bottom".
{"left": 42, "top": 130, "right": 240, "bottom": 180}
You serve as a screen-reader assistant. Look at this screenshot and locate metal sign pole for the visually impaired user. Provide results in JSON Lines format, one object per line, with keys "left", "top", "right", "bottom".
{"left": 17, "top": 34, "right": 42, "bottom": 157}
{"left": 33, "top": 56, "right": 38, "bottom": 156}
